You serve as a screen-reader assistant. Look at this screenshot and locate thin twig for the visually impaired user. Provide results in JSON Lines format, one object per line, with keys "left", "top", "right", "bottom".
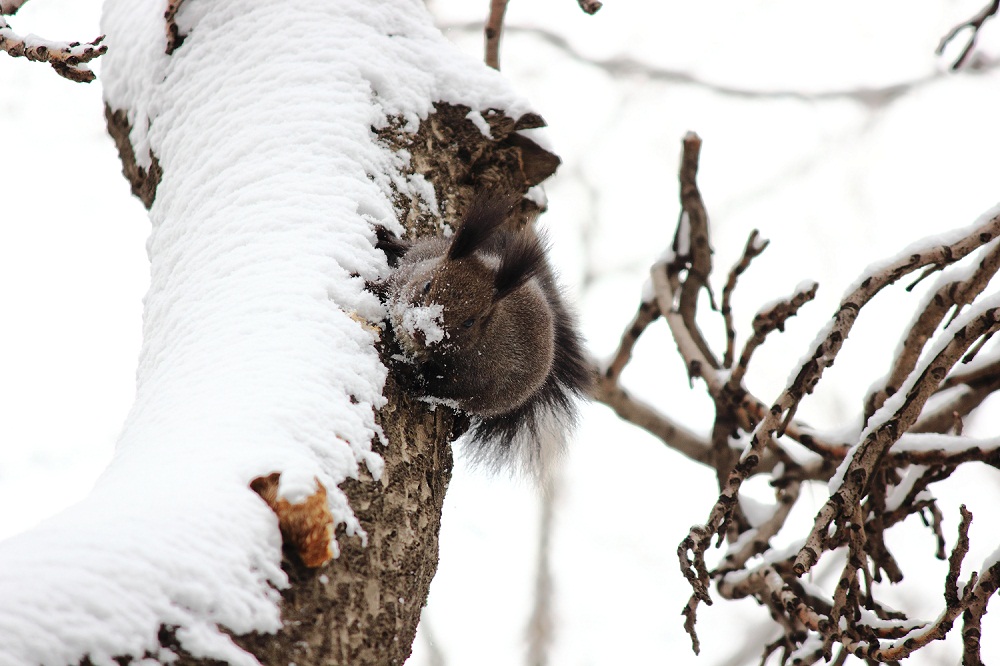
{"left": 716, "top": 481, "right": 800, "bottom": 574}
{"left": 680, "top": 206, "right": 1000, "bottom": 656}
{"left": 591, "top": 375, "right": 714, "bottom": 466}
{"left": 728, "top": 281, "right": 818, "bottom": 392}
{"left": 0, "top": 17, "right": 106, "bottom": 82}
{"left": 937, "top": 0, "right": 1000, "bottom": 69}
{"left": 721, "top": 230, "right": 770, "bottom": 368}
{"left": 870, "top": 238, "right": 1000, "bottom": 420}
{"left": 795, "top": 305, "right": 1000, "bottom": 576}
{"left": 669, "top": 132, "right": 719, "bottom": 371}
{"left": 601, "top": 297, "right": 659, "bottom": 383}
{"left": 444, "top": 22, "right": 1000, "bottom": 107}
{"left": 484, "top": 0, "right": 509, "bottom": 70}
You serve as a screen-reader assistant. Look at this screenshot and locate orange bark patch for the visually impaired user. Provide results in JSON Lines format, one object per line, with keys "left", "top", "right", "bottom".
{"left": 250, "top": 472, "right": 334, "bottom": 568}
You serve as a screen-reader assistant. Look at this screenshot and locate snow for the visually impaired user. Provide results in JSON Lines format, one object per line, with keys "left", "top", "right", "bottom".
{"left": 885, "top": 464, "right": 929, "bottom": 512}
{"left": 863, "top": 290, "right": 1000, "bottom": 442}
{"left": 399, "top": 303, "right": 447, "bottom": 346}
{"left": 674, "top": 210, "right": 691, "bottom": 257}
{"left": 0, "top": 0, "right": 536, "bottom": 663}
{"left": 738, "top": 494, "right": 777, "bottom": 528}
{"left": 786, "top": 318, "right": 836, "bottom": 389}
{"left": 465, "top": 109, "right": 493, "bottom": 138}
{"left": 840, "top": 201, "right": 1000, "bottom": 298}
{"left": 829, "top": 290, "right": 1000, "bottom": 496}
{"left": 523, "top": 184, "right": 547, "bottom": 208}
{"left": 893, "top": 433, "right": 1000, "bottom": 453}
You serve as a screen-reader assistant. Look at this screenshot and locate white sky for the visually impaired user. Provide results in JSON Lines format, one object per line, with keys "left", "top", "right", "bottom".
{"left": 3, "top": 0, "right": 1000, "bottom": 664}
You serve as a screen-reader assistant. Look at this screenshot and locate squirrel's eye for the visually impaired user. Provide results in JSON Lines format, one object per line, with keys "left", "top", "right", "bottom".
{"left": 462, "top": 317, "right": 475, "bottom": 328}
{"left": 422, "top": 280, "right": 432, "bottom": 293}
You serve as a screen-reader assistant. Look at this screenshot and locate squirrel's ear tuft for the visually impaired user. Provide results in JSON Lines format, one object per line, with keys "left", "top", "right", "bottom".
{"left": 448, "top": 195, "right": 514, "bottom": 260}
{"left": 494, "top": 232, "right": 548, "bottom": 301}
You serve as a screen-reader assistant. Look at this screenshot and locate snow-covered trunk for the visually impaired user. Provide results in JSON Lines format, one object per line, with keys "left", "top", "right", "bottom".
{"left": 0, "top": 1, "right": 557, "bottom": 664}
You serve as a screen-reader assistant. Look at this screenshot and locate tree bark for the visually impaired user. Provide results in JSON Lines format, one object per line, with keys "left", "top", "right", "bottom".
{"left": 99, "top": 14, "right": 559, "bottom": 666}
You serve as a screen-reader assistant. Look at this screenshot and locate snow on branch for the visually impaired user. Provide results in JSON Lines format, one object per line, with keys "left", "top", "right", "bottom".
{"left": 164, "top": 0, "right": 187, "bottom": 55}
{"left": 0, "top": 1, "right": 548, "bottom": 663}
{"left": 0, "top": 15, "right": 105, "bottom": 82}
{"left": 600, "top": 133, "right": 1000, "bottom": 663}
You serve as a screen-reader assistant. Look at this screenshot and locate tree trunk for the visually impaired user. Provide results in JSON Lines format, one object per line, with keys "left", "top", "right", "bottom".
{"left": 0, "top": 2, "right": 557, "bottom": 665}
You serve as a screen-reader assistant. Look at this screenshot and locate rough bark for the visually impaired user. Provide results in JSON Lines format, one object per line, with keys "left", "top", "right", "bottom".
{"left": 103, "top": 95, "right": 558, "bottom": 663}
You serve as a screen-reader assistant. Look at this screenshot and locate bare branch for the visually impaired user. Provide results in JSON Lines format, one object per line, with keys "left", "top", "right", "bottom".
{"left": 937, "top": 0, "right": 1000, "bottom": 69}
{"left": 442, "top": 23, "right": 991, "bottom": 109}
{"left": 728, "top": 281, "right": 818, "bottom": 392}
{"left": 675, "top": 200, "right": 1000, "bottom": 659}
{"left": 855, "top": 508, "right": 976, "bottom": 661}
{"left": 590, "top": 294, "right": 718, "bottom": 465}
{"left": 0, "top": 0, "right": 27, "bottom": 15}
{"left": 0, "top": 17, "right": 106, "bottom": 82}
{"left": 601, "top": 297, "right": 659, "bottom": 384}
{"left": 668, "top": 132, "right": 719, "bottom": 372}
{"left": 599, "top": 133, "right": 1000, "bottom": 663}
{"left": 484, "top": 0, "right": 509, "bottom": 70}
{"left": 591, "top": 374, "right": 713, "bottom": 466}
{"left": 721, "top": 230, "right": 770, "bottom": 368}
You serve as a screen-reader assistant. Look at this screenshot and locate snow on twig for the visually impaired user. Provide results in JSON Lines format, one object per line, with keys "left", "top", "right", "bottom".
{"left": 0, "top": 16, "right": 105, "bottom": 82}
{"left": 595, "top": 131, "right": 1000, "bottom": 663}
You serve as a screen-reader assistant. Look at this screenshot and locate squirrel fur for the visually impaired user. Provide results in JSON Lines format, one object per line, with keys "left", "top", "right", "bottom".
{"left": 375, "top": 195, "right": 590, "bottom": 479}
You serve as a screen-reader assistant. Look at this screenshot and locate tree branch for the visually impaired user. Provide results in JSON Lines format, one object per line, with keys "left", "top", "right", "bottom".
{"left": 721, "top": 230, "right": 769, "bottom": 368}
{"left": 795, "top": 304, "right": 1000, "bottom": 576}
{"left": 0, "top": 17, "right": 105, "bottom": 82}
{"left": 484, "top": 0, "right": 508, "bottom": 70}
{"left": 937, "top": 0, "right": 1000, "bottom": 69}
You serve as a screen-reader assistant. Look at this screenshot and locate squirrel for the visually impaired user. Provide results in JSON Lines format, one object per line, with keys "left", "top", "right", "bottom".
{"left": 374, "top": 195, "right": 590, "bottom": 480}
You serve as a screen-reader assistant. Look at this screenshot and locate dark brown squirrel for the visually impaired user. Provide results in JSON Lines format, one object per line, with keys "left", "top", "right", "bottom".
{"left": 374, "top": 195, "right": 590, "bottom": 479}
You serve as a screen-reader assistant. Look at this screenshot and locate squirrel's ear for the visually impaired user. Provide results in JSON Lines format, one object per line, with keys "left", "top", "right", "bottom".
{"left": 448, "top": 195, "right": 514, "bottom": 260}
{"left": 494, "top": 232, "right": 548, "bottom": 301}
